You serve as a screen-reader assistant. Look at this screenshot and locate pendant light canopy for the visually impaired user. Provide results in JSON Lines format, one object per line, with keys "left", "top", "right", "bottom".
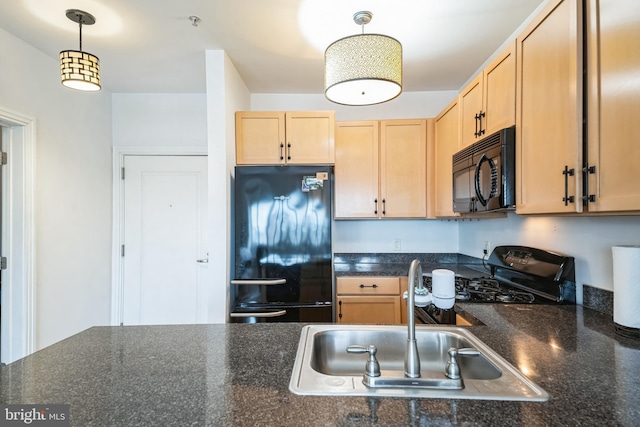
{"left": 60, "top": 9, "right": 101, "bottom": 91}
{"left": 324, "top": 11, "right": 402, "bottom": 106}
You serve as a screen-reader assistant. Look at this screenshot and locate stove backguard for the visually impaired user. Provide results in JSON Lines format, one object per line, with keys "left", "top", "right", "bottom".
{"left": 487, "top": 245, "right": 576, "bottom": 304}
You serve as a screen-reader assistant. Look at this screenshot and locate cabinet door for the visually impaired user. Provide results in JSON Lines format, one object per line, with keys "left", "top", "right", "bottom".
{"left": 459, "top": 74, "right": 484, "bottom": 148}
{"left": 434, "top": 99, "right": 461, "bottom": 218}
{"left": 336, "top": 297, "right": 401, "bottom": 324}
{"left": 586, "top": 0, "right": 640, "bottom": 212}
{"left": 335, "top": 121, "right": 380, "bottom": 218}
{"left": 460, "top": 44, "right": 516, "bottom": 148}
{"left": 285, "top": 111, "right": 335, "bottom": 164}
{"left": 483, "top": 42, "right": 516, "bottom": 136}
{"left": 235, "top": 111, "right": 285, "bottom": 165}
{"left": 516, "top": 0, "right": 583, "bottom": 214}
{"left": 379, "top": 120, "right": 427, "bottom": 218}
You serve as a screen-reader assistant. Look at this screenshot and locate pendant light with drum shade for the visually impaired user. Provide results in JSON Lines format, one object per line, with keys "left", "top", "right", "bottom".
{"left": 324, "top": 11, "right": 402, "bottom": 106}
{"left": 60, "top": 9, "right": 101, "bottom": 91}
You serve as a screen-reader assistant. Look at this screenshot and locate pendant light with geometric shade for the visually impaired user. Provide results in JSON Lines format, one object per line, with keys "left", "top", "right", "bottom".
{"left": 60, "top": 9, "right": 101, "bottom": 91}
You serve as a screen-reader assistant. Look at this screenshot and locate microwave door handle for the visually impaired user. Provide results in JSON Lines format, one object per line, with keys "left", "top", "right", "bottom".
{"left": 474, "top": 154, "right": 498, "bottom": 207}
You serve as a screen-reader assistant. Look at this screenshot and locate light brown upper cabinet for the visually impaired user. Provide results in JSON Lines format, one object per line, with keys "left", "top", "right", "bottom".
{"left": 380, "top": 120, "right": 428, "bottom": 218}
{"left": 434, "top": 99, "right": 461, "bottom": 218}
{"left": 334, "top": 119, "right": 427, "bottom": 219}
{"left": 515, "top": 0, "right": 583, "bottom": 214}
{"left": 235, "top": 111, "right": 335, "bottom": 165}
{"left": 459, "top": 42, "right": 516, "bottom": 148}
{"left": 334, "top": 121, "right": 379, "bottom": 218}
{"left": 585, "top": 0, "right": 640, "bottom": 212}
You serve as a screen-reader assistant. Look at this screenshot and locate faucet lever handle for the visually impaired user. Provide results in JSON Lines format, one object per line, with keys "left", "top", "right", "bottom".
{"left": 445, "top": 347, "right": 481, "bottom": 379}
{"left": 347, "top": 345, "right": 381, "bottom": 378}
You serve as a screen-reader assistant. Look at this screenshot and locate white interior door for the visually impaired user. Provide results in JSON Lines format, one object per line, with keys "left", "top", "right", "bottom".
{"left": 122, "top": 155, "right": 208, "bottom": 325}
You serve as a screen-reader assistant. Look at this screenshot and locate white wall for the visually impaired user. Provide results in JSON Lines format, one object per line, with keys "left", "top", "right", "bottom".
{"left": 251, "top": 91, "right": 457, "bottom": 121}
{"left": 112, "top": 93, "right": 207, "bottom": 147}
{"left": 205, "top": 50, "right": 250, "bottom": 322}
{"left": 459, "top": 214, "right": 640, "bottom": 304}
{"left": 0, "top": 27, "right": 112, "bottom": 350}
{"left": 334, "top": 220, "right": 458, "bottom": 253}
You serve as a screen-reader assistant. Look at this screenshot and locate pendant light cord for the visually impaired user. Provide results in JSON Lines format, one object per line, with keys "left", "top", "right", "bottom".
{"left": 78, "top": 18, "right": 83, "bottom": 51}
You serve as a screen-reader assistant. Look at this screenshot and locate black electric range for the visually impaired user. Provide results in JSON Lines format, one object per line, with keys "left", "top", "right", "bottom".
{"left": 417, "top": 245, "right": 576, "bottom": 325}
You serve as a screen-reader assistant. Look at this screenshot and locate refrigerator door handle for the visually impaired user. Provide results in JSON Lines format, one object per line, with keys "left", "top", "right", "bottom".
{"left": 230, "top": 279, "right": 287, "bottom": 286}
{"left": 229, "top": 310, "right": 287, "bottom": 318}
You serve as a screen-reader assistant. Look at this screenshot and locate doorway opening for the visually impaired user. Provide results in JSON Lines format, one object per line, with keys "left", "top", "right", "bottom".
{"left": 0, "top": 106, "right": 36, "bottom": 364}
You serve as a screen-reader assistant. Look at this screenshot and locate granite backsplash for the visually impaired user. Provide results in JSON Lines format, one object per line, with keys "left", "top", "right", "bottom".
{"left": 333, "top": 252, "right": 483, "bottom": 266}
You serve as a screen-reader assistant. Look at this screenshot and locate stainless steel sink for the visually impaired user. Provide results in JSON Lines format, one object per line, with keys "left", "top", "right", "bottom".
{"left": 289, "top": 324, "right": 549, "bottom": 401}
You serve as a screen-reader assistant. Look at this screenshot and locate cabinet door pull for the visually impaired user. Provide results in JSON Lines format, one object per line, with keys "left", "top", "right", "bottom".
{"left": 359, "top": 284, "right": 378, "bottom": 288}
{"left": 382, "top": 199, "right": 386, "bottom": 215}
{"left": 279, "top": 143, "right": 284, "bottom": 160}
{"left": 474, "top": 113, "right": 480, "bottom": 137}
{"left": 583, "top": 165, "right": 596, "bottom": 205}
{"left": 374, "top": 198, "right": 378, "bottom": 215}
{"left": 478, "top": 111, "right": 486, "bottom": 136}
{"left": 338, "top": 300, "right": 343, "bottom": 320}
{"left": 287, "top": 142, "right": 292, "bottom": 160}
{"left": 562, "top": 166, "right": 575, "bottom": 206}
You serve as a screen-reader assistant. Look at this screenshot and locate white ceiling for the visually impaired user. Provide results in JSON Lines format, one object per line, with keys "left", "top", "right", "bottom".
{"left": 0, "top": 0, "right": 545, "bottom": 94}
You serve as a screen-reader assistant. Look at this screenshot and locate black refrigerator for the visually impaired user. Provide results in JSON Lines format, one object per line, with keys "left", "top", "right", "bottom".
{"left": 231, "top": 166, "right": 333, "bottom": 323}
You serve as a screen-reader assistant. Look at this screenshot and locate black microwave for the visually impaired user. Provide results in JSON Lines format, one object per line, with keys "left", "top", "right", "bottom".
{"left": 452, "top": 126, "right": 515, "bottom": 213}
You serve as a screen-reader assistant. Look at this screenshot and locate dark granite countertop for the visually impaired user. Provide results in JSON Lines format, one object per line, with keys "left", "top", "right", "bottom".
{"left": 2, "top": 304, "right": 639, "bottom": 426}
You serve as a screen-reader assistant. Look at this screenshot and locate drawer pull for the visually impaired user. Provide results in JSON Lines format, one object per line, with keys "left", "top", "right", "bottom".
{"left": 359, "top": 284, "right": 378, "bottom": 289}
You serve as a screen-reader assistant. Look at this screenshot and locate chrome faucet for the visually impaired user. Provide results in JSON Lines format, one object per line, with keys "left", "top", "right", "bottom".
{"left": 405, "top": 259, "right": 429, "bottom": 378}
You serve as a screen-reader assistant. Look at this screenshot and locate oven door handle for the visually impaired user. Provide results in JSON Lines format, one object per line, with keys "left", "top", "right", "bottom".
{"left": 229, "top": 310, "right": 287, "bottom": 318}
{"left": 230, "top": 279, "right": 287, "bottom": 286}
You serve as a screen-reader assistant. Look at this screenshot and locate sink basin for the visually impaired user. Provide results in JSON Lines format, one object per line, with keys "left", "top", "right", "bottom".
{"left": 289, "top": 324, "right": 549, "bottom": 401}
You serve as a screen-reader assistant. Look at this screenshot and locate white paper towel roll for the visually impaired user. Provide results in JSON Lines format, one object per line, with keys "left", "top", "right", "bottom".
{"left": 432, "top": 269, "right": 455, "bottom": 309}
{"left": 612, "top": 245, "right": 640, "bottom": 329}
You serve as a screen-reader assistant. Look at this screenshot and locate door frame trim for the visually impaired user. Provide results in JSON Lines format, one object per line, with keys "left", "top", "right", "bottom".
{"left": 0, "top": 105, "right": 36, "bottom": 363}
{"left": 111, "top": 147, "right": 208, "bottom": 326}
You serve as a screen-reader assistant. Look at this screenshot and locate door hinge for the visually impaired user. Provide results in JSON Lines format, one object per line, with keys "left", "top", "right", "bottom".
{"left": 1, "top": 257, "right": 7, "bottom": 270}
{"left": 121, "top": 245, "right": 125, "bottom": 257}
{"left": 121, "top": 167, "right": 125, "bottom": 180}
{"left": 1, "top": 152, "right": 7, "bottom": 166}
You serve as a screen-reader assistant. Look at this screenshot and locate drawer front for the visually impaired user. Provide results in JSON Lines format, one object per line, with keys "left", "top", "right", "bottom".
{"left": 337, "top": 276, "right": 400, "bottom": 295}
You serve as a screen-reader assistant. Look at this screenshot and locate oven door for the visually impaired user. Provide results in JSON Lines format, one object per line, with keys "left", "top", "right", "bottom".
{"left": 452, "top": 156, "right": 474, "bottom": 213}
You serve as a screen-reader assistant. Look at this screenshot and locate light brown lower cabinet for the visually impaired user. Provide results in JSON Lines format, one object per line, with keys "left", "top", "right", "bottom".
{"left": 336, "top": 277, "right": 401, "bottom": 324}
